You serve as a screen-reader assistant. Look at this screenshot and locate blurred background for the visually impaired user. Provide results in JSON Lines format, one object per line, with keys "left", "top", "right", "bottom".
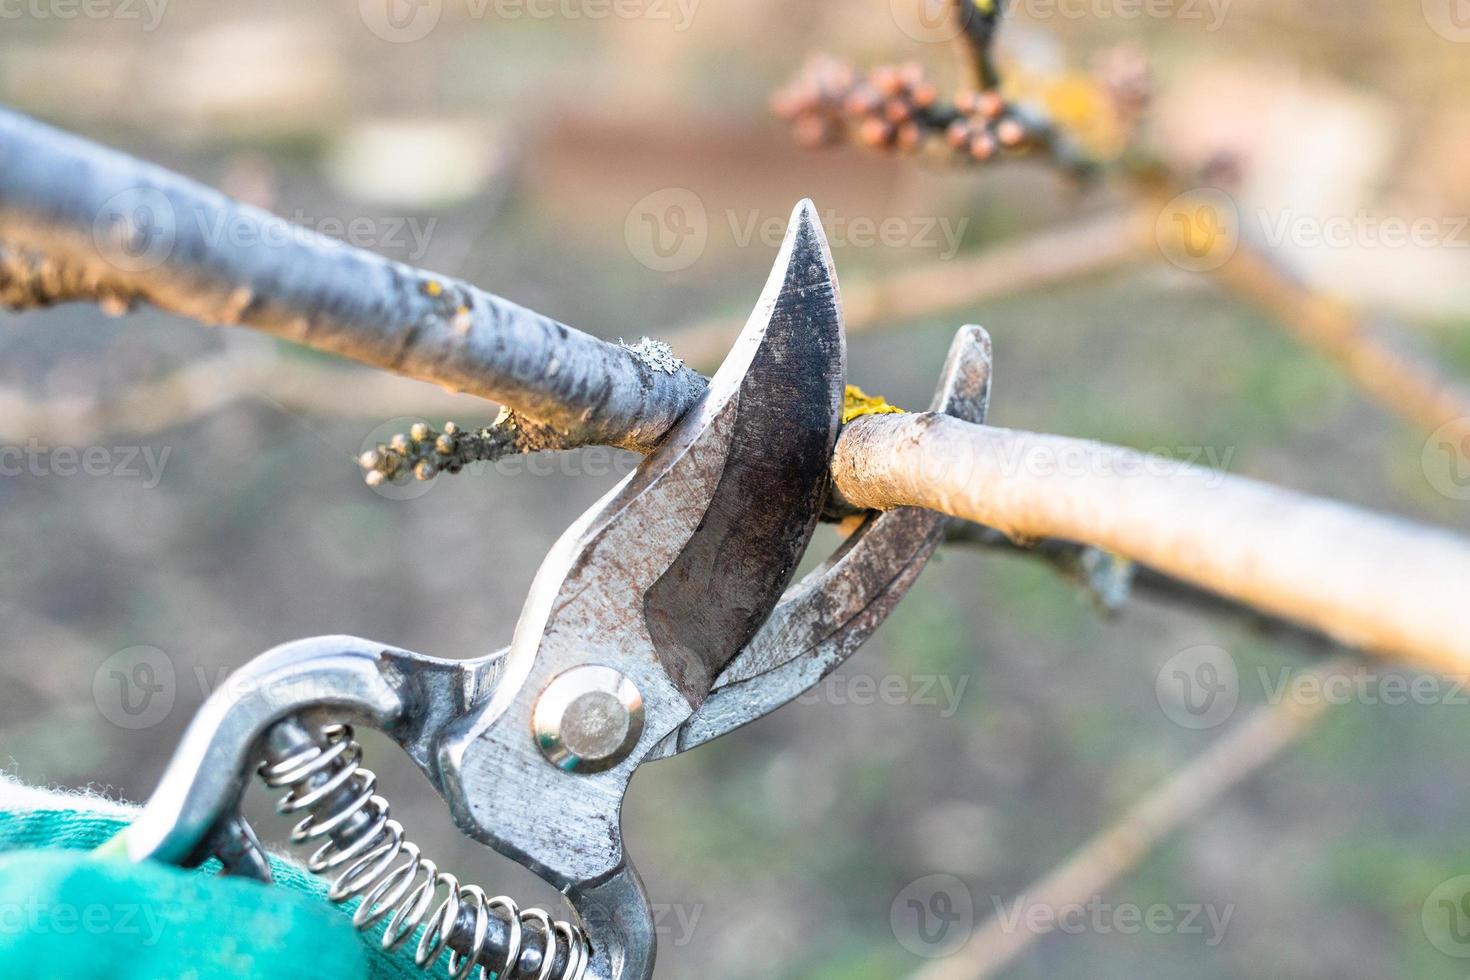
{"left": 2, "top": 1, "right": 1470, "bottom": 977}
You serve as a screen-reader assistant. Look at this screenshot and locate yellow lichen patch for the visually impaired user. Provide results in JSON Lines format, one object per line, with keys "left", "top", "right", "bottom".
{"left": 843, "top": 385, "right": 906, "bottom": 424}
{"left": 1006, "top": 68, "right": 1129, "bottom": 162}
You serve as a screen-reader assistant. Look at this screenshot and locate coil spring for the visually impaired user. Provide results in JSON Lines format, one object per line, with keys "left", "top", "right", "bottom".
{"left": 258, "top": 721, "right": 591, "bottom": 980}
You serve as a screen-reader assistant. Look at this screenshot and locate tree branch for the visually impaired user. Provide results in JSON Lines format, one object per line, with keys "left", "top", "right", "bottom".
{"left": 834, "top": 414, "right": 1470, "bottom": 676}
{"left": 4, "top": 110, "right": 1467, "bottom": 678}
{"left": 0, "top": 108, "right": 705, "bottom": 456}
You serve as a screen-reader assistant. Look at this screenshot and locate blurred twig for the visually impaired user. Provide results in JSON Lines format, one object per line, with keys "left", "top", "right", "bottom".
{"left": 663, "top": 210, "right": 1143, "bottom": 370}
{"left": 945, "top": 522, "right": 1345, "bottom": 653}
{"left": 773, "top": 3, "right": 1470, "bottom": 462}
{"left": 1206, "top": 228, "right": 1470, "bottom": 456}
{"left": 906, "top": 655, "right": 1354, "bottom": 980}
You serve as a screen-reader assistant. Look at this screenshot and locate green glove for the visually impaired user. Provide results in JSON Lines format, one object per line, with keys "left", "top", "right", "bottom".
{"left": 0, "top": 794, "right": 429, "bottom": 980}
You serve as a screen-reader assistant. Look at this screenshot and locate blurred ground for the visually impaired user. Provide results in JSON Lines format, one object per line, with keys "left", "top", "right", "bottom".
{"left": 2, "top": 1, "right": 1469, "bottom": 977}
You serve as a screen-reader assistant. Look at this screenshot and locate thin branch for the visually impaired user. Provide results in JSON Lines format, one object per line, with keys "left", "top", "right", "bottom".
{"left": 770, "top": 13, "right": 1470, "bottom": 459}
{"left": 0, "top": 108, "right": 705, "bottom": 456}
{"left": 1209, "top": 232, "right": 1470, "bottom": 454}
{"left": 906, "top": 655, "right": 1354, "bottom": 980}
{"left": 833, "top": 413, "right": 1470, "bottom": 675}
{"left": 945, "top": 523, "right": 1346, "bottom": 653}
{"left": 951, "top": 0, "right": 1005, "bottom": 93}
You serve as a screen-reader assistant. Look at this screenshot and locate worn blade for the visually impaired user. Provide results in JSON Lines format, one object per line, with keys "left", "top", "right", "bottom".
{"left": 640, "top": 199, "right": 846, "bottom": 702}
{"left": 650, "top": 324, "right": 995, "bottom": 759}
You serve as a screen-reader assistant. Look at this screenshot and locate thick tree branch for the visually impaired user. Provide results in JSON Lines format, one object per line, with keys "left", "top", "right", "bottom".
{"left": 0, "top": 109, "right": 706, "bottom": 455}
{"left": 833, "top": 413, "right": 1470, "bottom": 675}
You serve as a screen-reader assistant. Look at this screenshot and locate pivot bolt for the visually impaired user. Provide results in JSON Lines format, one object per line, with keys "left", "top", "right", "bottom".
{"left": 533, "top": 665, "right": 645, "bottom": 774}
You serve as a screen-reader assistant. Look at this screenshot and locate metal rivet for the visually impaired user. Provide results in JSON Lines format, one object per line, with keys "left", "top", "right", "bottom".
{"left": 533, "top": 665, "right": 645, "bottom": 774}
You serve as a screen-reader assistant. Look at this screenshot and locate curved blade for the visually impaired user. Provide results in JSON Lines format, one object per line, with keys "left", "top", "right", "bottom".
{"left": 651, "top": 324, "right": 994, "bottom": 758}
{"left": 641, "top": 199, "right": 847, "bottom": 702}
{"left": 437, "top": 200, "right": 846, "bottom": 898}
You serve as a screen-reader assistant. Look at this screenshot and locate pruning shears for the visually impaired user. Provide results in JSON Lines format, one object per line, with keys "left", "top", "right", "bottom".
{"left": 115, "top": 202, "right": 992, "bottom": 980}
